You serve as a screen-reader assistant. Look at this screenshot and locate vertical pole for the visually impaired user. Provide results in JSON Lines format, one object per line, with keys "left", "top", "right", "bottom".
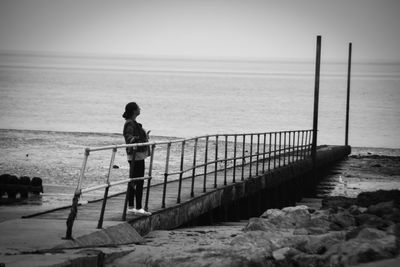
{"left": 241, "top": 134, "right": 246, "bottom": 181}
{"left": 224, "top": 135, "right": 228, "bottom": 185}
{"left": 278, "top": 132, "right": 282, "bottom": 168}
{"left": 274, "top": 132, "right": 277, "bottom": 169}
{"left": 249, "top": 134, "right": 253, "bottom": 177}
{"left": 214, "top": 135, "right": 219, "bottom": 188}
{"left": 191, "top": 138, "right": 198, "bottom": 197}
{"left": 97, "top": 147, "right": 117, "bottom": 229}
{"left": 288, "top": 131, "right": 291, "bottom": 164}
{"left": 256, "top": 133, "right": 260, "bottom": 176}
{"left": 312, "top": 35, "right": 321, "bottom": 166}
{"left": 145, "top": 144, "right": 155, "bottom": 211}
{"left": 296, "top": 131, "right": 300, "bottom": 161}
{"left": 301, "top": 131, "right": 308, "bottom": 159}
{"left": 268, "top": 133, "right": 272, "bottom": 172}
{"left": 262, "top": 133, "right": 266, "bottom": 173}
{"left": 203, "top": 136, "right": 209, "bottom": 192}
{"left": 177, "top": 141, "right": 185, "bottom": 203}
{"left": 162, "top": 142, "right": 171, "bottom": 208}
{"left": 283, "top": 131, "right": 286, "bottom": 166}
{"left": 345, "top": 42, "right": 352, "bottom": 146}
{"left": 233, "top": 135, "right": 237, "bottom": 183}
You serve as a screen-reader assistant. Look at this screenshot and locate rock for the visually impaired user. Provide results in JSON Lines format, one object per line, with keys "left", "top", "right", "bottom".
{"left": 306, "top": 209, "right": 332, "bottom": 232}
{"left": 325, "top": 235, "right": 397, "bottom": 266}
{"left": 329, "top": 210, "right": 356, "bottom": 230}
{"left": 243, "top": 217, "right": 277, "bottom": 232}
{"left": 30, "top": 177, "right": 43, "bottom": 194}
{"left": 356, "top": 228, "right": 387, "bottom": 240}
{"left": 355, "top": 213, "right": 392, "bottom": 230}
{"left": 301, "top": 231, "right": 346, "bottom": 255}
{"left": 357, "top": 190, "right": 400, "bottom": 207}
{"left": 382, "top": 209, "right": 400, "bottom": 223}
{"left": 272, "top": 246, "right": 303, "bottom": 266}
{"left": 349, "top": 205, "right": 368, "bottom": 215}
{"left": 272, "top": 246, "right": 300, "bottom": 261}
{"left": 351, "top": 255, "right": 400, "bottom": 267}
{"left": 230, "top": 230, "right": 276, "bottom": 252}
{"left": 291, "top": 253, "right": 328, "bottom": 267}
{"left": 260, "top": 206, "right": 311, "bottom": 229}
{"left": 322, "top": 196, "right": 357, "bottom": 210}
{"left": 367, "top": 201, "right": 395, "bottom": 217}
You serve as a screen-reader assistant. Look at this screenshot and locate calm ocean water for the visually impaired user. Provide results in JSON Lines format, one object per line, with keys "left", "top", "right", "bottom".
{"left": 0, "top": 54, "right": 399, "bottom": 148}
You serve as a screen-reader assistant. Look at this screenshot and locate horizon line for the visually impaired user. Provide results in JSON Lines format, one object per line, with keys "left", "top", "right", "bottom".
{"left": 1, "top": 49, "right": 399, "bottom": 65}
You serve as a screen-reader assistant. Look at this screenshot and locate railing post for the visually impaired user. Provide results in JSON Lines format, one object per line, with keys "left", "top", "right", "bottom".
{"left": 191, "top": 138, "right": 198, "bottom": 197}
{"left": 224, "top": 135, "right": 228, "bottom": 185}
{"left": 241, "top": 134, "right": 246, "bottom": 181}
{"left": 214, "top": 135, "right": 219, "bottom": 188}
{"left": 278, "top": 132, "right": 282, "bottom": 168}
{"left": 268, "top": 133, "right": 272, "bottom": 172}
{"left": 97, "top": 147, "right": 117, "bottom": 229}
{"left": 65, "top": 148, "right": 89, "bottom": 239}
{"left": 177, "top": 141, "right": 186, "bottom": 203}
{"left": 203, "top": 136, "right": 209, "bottom": 192}
{"left": 233, "top": 135, "right": 237, "bottom": 183}
{"left": 145, "top": 144, "right": 155, "bottom": 211}
{"left": 262, "top": 133, "right": 266, "bottom": 173}
{"left": 249, "top": 134, "right": 253, "bottom": 177}
{"left": 274, "top": 132, "right": 277, "bottom": 169}
{"left": 312, "top": 35, "right": 321, "bottom": 166}
{"left": 345, "top": 42, "right": 352, "bottom": 146}
{"left": 296, "top": 131, "right": 300, "bottom": 161}
{"left": 303, "top": 131, "right": 306, "bottom": 158}
{"left": 309, "top": 130, "right": 313, "bottom": 156}
{"left": 283, "top": 131, "right": 287, "bottom": 166}
{"left": 162, "top": 142, "right": 171, "bottom": 208}
{"left": 288, "top": 131, "right": 292, "bottom": 164}
{"left": 256, "top": 133, "right": 260, "bottom": 176}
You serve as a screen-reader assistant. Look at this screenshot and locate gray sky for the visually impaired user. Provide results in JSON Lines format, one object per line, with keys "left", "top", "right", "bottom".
{"left": 0, "top": 0, "right": 399, "bottom": 62}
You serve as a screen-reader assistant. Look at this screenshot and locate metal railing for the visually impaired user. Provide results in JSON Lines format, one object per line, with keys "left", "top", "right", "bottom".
{"left": 65, "top": 129, "right": 313, "bottom": 239}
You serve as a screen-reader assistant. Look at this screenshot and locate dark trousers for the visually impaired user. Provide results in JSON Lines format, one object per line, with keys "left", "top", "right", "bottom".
{"left": 128, "top": 159, "right": 145, "bottom": 209}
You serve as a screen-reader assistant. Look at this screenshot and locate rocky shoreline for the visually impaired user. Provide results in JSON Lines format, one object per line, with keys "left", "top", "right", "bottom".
{"left": 107, "top": 190, "right": 400, "bottom": 267}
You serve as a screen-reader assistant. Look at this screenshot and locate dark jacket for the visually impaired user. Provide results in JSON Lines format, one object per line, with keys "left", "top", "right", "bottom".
{"left": 123, "top": 119, "right": 148, "bottom": 155}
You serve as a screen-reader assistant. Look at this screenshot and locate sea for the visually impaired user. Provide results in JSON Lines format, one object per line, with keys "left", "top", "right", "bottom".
{"left": 0, "top": 53, "right": 399, "bottom": 148}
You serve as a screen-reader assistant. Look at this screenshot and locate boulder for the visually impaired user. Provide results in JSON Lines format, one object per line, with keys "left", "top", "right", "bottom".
{"left": 329, "top": 210, "right": 356, "bottom": 230}
{"left": 230, "top": 230, "right": 276, "bottom": 252}
{"left": 301, "top": 231, "right": 346, "bottom": 255}
{"left": 325, "top": 235, "right": 397, "bottom": 266}
{"left": 367, "top": 201, "right": 396, "bottom": 217}
{"left": 260, "top": 206, "right": 311, "bottom": 229}
{"left": 356, "top": 228, "right": 388, "bottom": 240}
{"left": 357, "top": 190, "right": 400, "bottom": 207}
{"left": 348, "top": 205, "right": 368, "bottom": 215}
{"left": 355, "top": 213, "right": 392, "bottom": 230}
{"left": 243, "top": 217, "right": 277, "bottom": 232}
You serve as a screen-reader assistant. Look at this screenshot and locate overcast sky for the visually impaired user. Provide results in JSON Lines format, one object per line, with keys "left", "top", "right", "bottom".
{"left": 0, "top": 0, "right": 399, "bottom": 62}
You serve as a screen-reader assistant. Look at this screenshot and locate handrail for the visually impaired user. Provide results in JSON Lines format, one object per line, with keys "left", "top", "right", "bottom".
{"left": 64, "top": 129, "right": 314, "bottom": 239}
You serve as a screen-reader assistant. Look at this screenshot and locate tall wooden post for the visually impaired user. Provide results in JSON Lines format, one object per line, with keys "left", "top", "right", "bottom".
{"left": 345, "top": 42, "right": 352, "bottom": 146}
{"left": 311, "top": 36, "right": 321, "bottom": 165}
